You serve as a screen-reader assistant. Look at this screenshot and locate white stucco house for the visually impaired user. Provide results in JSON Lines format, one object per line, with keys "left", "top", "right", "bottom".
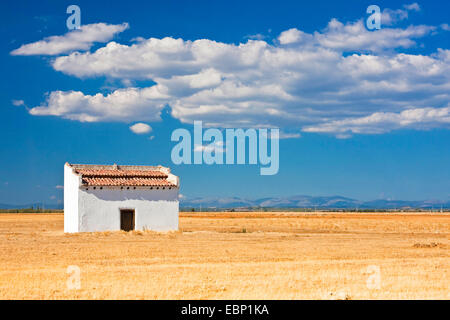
{"left": 64, "top": 163, "right": 179, "bottom": 233}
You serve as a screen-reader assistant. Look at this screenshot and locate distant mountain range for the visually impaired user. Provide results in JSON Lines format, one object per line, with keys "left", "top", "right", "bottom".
{"left": 0, "top": 203, "right": 62, "bottom": 210}
{"left": 1, "top": 195, "right": 448, "bottom": 210}
{"left": 180, "top": 195, "right": 450, "bottom": 209}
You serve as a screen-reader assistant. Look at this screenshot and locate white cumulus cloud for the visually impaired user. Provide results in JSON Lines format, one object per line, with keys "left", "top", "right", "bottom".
{"left": 303, "top": 105, "right": 450, "bottom": 136}
{"left": 278, "top": 28, "right": 308, "bottom": 44}
{"left": 129, "top": 123, "right": 152, "bottom": 134}
{"left": 14, "top": 4, "right": 450, "bottom": 137}
{"left": 29, "top": 85, "right": 169, "bottom": 122}
{"left": 11, "top": 23, "right": 129, "bottom": 56}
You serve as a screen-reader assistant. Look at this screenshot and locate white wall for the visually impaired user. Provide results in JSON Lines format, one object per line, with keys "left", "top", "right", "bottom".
{"left": 64, "top": 164, "right": 80, "bottom": 233}
{"left": 77, "top": 187, "right": 179, "bottom": 232}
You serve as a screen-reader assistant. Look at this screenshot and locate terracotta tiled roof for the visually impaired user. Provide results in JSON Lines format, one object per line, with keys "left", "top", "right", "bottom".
{"left": 81, "top": 177, "right": 174, "bottom": 187}
{"left": 75, "top": 169, "right": 167, "bottom": 178}
{"left": 68, "top": 163, "right": 177, "bottom": 187}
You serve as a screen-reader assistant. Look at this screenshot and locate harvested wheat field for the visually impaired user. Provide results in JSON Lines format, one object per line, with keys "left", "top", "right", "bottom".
{"left": 0, "top": 212, "right": 448, "bottom": 299}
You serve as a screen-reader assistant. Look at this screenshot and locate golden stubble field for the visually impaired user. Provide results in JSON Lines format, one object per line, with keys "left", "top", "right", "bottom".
{"left": 0, "top": 212, "right": 448, "bottom": 299}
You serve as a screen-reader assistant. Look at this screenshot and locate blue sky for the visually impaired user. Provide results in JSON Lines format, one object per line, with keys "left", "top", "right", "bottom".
{"left": 0, "top": 0, "right": 449, "bottom": 205}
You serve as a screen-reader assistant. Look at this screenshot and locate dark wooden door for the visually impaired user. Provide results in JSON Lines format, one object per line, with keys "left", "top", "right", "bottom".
{"left": 120, "top": 210, "right": 135, "bottom": 231}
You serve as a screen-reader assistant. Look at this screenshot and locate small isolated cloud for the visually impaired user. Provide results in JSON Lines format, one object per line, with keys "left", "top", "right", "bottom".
{"left": 279, "top": 132, "right": 301, "bottom": 139}
{"left": 121, "top": 79, "right": 133, "bottom": 86}
{"left": 148, "top": 135, "right": 155, "bottom": 140}
{"left": 129, "top": 122, "right": 152, "bottom": 134}
{"left": 382, "top": 3, "right": 421, "bottom": 26}
{"left": 50, "top": 195, "right": 56, "bottom": 200}
{"left": 130, "top": 36, "right": 146, "bottom": 42}
{"left": 403, "top": 3, "right": 420, "bottom": 11}
{"left": 11, "top": 23, "right": 129, "bottom": 56}
{"left": 245, "top": 33, "right": 267, "bottom": 41}
{"left": 441, "top": 24, "right": 450, "bottom": 31}
{"left": 260, "top": 130, "right": 300, "bottom": 139}
{"left": 335, "top": 133, "right": 352, "bottom": 139}
{"left": 55, "top": 185, "right": 64, "bottom": 189}
{"left": 194, "top": 141, "right": 225, "bottom": 153}
{"left": 12, "top": 99, "right": 25, "bottom": 107}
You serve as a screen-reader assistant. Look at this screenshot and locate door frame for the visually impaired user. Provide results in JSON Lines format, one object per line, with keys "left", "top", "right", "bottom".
{"left": 119, "top": 208, "right": 135, "bottom": 231}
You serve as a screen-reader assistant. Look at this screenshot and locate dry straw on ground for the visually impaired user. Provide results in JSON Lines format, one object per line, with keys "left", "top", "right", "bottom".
{"left": 0, "top": 212, "right": 448, "bottom": 299}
